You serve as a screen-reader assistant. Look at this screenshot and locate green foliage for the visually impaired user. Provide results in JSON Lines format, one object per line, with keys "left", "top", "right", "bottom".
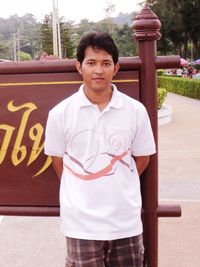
{"left": 2, "top": 3, "right": 199, "bottom": 60}
{"left": 17, "top": 51, "right": 32, "bottom": 61}
{"left": 39, "top": 16, "right": 75, "bottom": 58}
{"left": 0, "top": 39, "right": 11, "bottom": 59}
{"left": 39, "top": 14, "right": 53, "bottom": 55}
{"left": 72, "top": 19, "right": 100, "bottom": 55}
{"left": 151, "top": 0, "right": 200, "bottom": 58}
{"left": 19, "top": 13, "right": 40, "bottom": 58}
{"left": 157, "top": 87, "right": 167, "bottom": 109}
{"left": 157, "top": 69, "right": 164, "bottom": 76}
{"left": 73, "top": 17, "right": 137, "bottom": 57}
{"left": 0, "top": 12, "right": 138, "bottom": 60}
{"left": 158, "top": 76, "right": 200, "bottom": 100}
{"left": 0, "top": 14, "right": 40, "bottom": 60}
{"left": 111, "top": 24, "right": 137, "bottom": 56}
{"left": 60, "top": 21, "right": 75, "bottom": 58}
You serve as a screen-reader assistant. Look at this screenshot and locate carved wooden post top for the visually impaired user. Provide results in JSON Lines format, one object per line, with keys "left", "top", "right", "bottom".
{"left": 132, "top": 4, "right": 161, "bottom": 41}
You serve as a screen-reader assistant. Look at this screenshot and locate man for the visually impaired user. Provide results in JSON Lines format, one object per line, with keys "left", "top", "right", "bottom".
{"left": 44, "top": 31, "right": 156, "bottom": 267}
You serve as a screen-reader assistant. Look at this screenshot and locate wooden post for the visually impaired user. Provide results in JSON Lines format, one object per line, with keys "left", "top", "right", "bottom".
{"left": 133, "top": 5, "right": 181, "bottom": 267}
{"left": 133, "top": 5, "right": 161, "bottom": 267}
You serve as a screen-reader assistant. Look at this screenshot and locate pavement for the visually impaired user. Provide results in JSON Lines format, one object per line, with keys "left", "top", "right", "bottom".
{"left": 0, "top": 93, "right": 200, "bottom": 267}
{"left": 158, "top": 93, "right": 200, "bottom": 267}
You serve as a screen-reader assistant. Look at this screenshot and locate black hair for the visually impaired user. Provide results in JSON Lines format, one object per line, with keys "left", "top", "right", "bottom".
{"left": 76, "top": 31, "right": 119, "bottom": 64}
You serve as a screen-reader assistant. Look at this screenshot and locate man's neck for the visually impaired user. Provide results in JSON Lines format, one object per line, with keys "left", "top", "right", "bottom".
{"left": 83, "top": 86, "right": 113, "bottom": 111}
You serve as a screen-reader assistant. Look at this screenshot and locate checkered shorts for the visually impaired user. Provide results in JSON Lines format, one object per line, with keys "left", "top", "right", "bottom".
{"left": 65, "top": 234, "right": 144, "bottom": 267}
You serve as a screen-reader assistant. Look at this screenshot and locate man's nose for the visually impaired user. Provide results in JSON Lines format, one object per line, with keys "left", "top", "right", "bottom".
{"left": 94, "top": 64, "right": 104, "bottom": 74}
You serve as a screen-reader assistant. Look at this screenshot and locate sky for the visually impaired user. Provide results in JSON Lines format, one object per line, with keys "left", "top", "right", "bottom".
{"left": 0, "top": 0, "right": 143, "bottom": 22}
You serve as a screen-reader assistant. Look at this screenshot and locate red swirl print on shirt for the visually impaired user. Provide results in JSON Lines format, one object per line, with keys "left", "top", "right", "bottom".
{"left": 63, "top": 129, "right": 133, "bottom": 180}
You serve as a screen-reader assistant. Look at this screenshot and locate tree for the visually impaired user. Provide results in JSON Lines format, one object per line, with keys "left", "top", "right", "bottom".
{"left": 19, "top": 13, "right": 40, "bottom": 58}
{"left": 149, "top": 0, "right": 184, "bottom": 55}
{"left": 60, "top": 21, "right": 75, "bottom": 58}
{"left": 0, "top": 8, "right": 140, "bottom": 60}
{"left": 75, "top": 19, "right": 96, "bottom": 38}
{"left": 0, "top": 14, "right": 40, "bottom": 60}
{"left": 112, "top": 24, "right": 137, "bottom": 57}
{"left": 17, "top": 51, "right": 32, "bottom": 61}
{"left": 149, "top": 0, "right": 200, "bottom": 58}
{"left": 39, "top": 14, "right": 53, "bottom": 55}
{"left": 0, "top": 35, "right": 12, "bottom": 59}
{"left": 39, "top": 15, "right": 76, "bottom": 59}
{"left": 179, "top": 0, "right": 200, "bottom": 58}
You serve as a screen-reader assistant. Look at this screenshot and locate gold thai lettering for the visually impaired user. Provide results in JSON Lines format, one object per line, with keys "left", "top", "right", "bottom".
{"left": 0, "top": 124, "right": 15, "bottom": 164}
{"left": 0, "top": 101, "right": 52, "bottom": 176}
{"left": 33, "top": 156, "right": 52, "bottom": 177}
{"left": 28, "top": 123, "right": 44, "bottom": 166}
{"left": 8, "top": 101, "right": 37, "bottom": 166}
{"left": 28, "top": 123, "right": 52, "bottom": 176}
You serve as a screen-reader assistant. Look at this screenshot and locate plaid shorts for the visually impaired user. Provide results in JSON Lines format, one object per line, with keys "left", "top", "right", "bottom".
{"left": 65, "top": 234, "right": 144, "bottom": 267}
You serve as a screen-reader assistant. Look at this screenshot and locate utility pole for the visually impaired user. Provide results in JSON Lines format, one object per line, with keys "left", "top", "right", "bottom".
{"left": 13, "top": 30, "right": 20, "bottom": 61}
{"left": 13, "top": 33, "right": 17, "bottom": 61}
{"left": 17, "top": 28, "right": 20, "bottom": 61}
{"left": 52, "top": 0, "right": 62, "bottom": 58}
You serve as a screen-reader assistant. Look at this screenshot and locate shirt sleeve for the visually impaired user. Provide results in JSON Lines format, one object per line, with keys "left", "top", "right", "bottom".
{"left": 44, "top": 110, "right": 65, "bottom": 157}
{"left": 131, "top": 105, "right": 156, "bottom": 156}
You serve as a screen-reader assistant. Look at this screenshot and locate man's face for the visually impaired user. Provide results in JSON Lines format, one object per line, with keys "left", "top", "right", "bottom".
{"left": 76, "top": 46, "right": 119, "bottom": 93}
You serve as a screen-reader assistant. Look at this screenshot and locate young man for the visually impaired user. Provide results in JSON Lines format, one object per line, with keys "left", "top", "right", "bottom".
{"left": 44, "top": 31, "right": 156, "bottom": 267}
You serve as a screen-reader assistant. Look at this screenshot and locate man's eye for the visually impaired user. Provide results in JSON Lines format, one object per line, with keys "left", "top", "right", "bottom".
{"left": 104, "top": 62, "right": 111, "bottom": 67}
{"left": 87, "top": 62, "right": 95, "bottom": 66}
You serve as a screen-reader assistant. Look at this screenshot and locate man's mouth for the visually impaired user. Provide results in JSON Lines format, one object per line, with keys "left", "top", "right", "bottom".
{"left": 93, "top": 77, "right": 104, "bottom": 82}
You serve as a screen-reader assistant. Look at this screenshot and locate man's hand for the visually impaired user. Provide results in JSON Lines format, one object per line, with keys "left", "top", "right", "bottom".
{"left": 133, "top": 156, "right": 150, "bottom": 176}
{"left": 51, "top": 156, "right": 63, "bottom": 180}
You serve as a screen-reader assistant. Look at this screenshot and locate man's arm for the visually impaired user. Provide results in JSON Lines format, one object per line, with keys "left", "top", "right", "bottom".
{"left": 133, "top": 155, "right": 150, "bottom": 176}
{"left": 51, "top": 156, "right": 63, "bottom": 180}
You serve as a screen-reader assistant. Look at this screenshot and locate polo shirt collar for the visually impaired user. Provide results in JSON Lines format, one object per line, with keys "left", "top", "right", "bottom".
{"left": 76, "top": 84, "right": 124, "bottom": 109}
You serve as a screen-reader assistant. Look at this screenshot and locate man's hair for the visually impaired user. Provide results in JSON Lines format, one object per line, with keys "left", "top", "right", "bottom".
{"left": 76, "top": 31, "right": 119, "bottom": 64}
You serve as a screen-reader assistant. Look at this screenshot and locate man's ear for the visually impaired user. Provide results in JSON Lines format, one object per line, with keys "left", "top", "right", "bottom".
{"left": 75, "top": 61, "right": 82, "bottom": 75}
{"left": 113, "top": 62, "right": 120, "bottom": 76}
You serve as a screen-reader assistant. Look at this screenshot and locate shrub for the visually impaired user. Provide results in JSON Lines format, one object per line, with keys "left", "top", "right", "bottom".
{"left": 17, "top": 51, "right": 32, "bottom": 61}
{"left": 157, "top": 69, "right": 164, "bottom": 76}
{"left": 158, "top": 76, "right": 200, "bottom": 100}
{"left": 157, "top": 87, "right": 167, "bottom": 109}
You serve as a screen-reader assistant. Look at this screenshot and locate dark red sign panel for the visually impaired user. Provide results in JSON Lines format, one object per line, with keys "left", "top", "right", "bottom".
{"left": 0, "top": 60, "right": 139, "bottom": 215}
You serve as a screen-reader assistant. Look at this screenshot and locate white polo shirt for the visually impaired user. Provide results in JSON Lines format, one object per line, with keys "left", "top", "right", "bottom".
{"left": 44, "top": 84, "right": 156, "bottom": 240}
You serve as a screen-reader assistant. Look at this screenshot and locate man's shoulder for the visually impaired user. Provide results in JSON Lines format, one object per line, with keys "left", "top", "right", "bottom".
{"left": 118, "top": 90, "right": 145, "bottom": 110}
